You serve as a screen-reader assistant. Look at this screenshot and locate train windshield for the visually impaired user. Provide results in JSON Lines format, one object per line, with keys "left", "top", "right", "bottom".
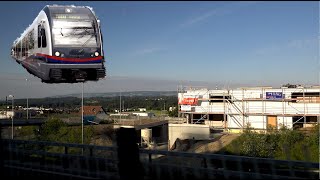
{"left": 52, "top": 18, "right": 99, "bottom": 47}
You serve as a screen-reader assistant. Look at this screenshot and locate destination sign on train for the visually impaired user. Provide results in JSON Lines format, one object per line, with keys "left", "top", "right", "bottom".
{"left": 54, "top": 14, "right": 89, "bottom": 19}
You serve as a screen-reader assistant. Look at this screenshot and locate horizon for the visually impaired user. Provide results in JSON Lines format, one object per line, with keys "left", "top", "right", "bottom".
{"left": 1, "top": 82, "right": 318, "bottom": 101}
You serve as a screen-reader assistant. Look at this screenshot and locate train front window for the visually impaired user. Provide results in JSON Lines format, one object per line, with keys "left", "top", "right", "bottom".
{"left": 52, "top": 19, "right": 99, "bottom": 47}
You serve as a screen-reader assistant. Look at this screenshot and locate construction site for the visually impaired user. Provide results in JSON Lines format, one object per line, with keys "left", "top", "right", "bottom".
{"left": 177, "top": 85, "right": 320, "bottom": 133}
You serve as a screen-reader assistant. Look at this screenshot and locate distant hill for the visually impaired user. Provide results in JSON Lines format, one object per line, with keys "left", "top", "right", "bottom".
{"left": 49, "top": 91, "right": 178, "bottom": 98}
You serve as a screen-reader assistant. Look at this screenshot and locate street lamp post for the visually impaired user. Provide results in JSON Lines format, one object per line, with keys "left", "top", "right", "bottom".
{"left": 8, "top": 95, "right": 14, "bottom": 139}
{"left": 82, "top": 82, "right": 84, "bottom": 146}
{"left": 119, "top": 90, "right": 121, "bottom": 123}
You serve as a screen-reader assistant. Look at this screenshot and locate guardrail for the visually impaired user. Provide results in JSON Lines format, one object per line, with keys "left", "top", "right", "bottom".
{"left": 1, "top": 138, "right": 318, "bottom": 179}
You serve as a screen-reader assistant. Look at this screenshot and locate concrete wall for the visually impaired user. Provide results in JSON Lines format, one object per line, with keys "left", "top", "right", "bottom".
{"left": 0, "top": 111, "right": 14, "bottom": 119}
{"left": 168, "top": 124, "right": 210, "bottom": 149}
{"left": 141, "top": 128, "right": 152, "bottom": 143}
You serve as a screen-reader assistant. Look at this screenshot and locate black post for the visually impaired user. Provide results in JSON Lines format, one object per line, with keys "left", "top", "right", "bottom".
{"left": 116, "top": 127, "right": 144, "bottom": 180}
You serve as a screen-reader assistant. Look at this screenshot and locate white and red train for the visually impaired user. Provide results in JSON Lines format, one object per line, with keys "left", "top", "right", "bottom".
{"left": 11, "top": 5, "right": 106, "bottom": 83}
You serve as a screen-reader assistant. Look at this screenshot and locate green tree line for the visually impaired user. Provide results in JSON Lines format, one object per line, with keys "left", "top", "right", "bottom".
{"left": 1, "top": 96, "right": 178, "bottom": 112}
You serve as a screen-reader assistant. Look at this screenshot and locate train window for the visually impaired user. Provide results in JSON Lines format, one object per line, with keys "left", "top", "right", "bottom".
{"left": 52, "top": 20, "right": 98, "bottom": 47}
{"left": 41, "top": 28, "right": 47, "bottom": 48}
{"left": 28, "top": 30, "right": 34, "bottom": 50}
{"left": 25, "top": 36, "right": 28, "bottom": 57}
{"left": 38, "top": 25, "right": 47, "bottom": 48}
{"left": 101, "top": 33, "right": 103, "bottom": 43}
{"left": 38, "top": 25, "right": 41, "bottom": 48}
{"left": 22, "top": 37, "right": 26, "bottom": 57}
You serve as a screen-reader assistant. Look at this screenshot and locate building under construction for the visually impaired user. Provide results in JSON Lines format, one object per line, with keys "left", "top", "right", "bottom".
{"left": 178, "top": 85, "right": 320, "bottom": 133}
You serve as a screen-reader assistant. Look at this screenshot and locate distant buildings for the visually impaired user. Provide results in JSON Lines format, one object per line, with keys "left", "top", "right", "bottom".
{"left": 139, "top": 108, "right": 147, "bottom": 112}
{"left": 80, "top": 106, "right": 108, "bottom": 124}
{"left": 80, "top": 106, "right": 107, "bottom": 116}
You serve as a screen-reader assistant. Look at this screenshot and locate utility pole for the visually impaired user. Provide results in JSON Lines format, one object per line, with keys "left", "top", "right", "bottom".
{"left": 120, "top": 91, "right": 122, "bottom": 123}
{"left": 8, "top": 95, "right": 14, "bottom": 139}
{"left": 5, "top": 96, "right": 7, "bottom": 119}
{"left": 26, "top": 78, "right": 29, "bottom": 119}
{"left": 81, "top": 82, "right": 84, "bottom": 154}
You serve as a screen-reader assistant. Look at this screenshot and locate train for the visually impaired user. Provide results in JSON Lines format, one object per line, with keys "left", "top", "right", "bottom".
{"left": 11, "top": 5, "right": 106, "bottom": 83}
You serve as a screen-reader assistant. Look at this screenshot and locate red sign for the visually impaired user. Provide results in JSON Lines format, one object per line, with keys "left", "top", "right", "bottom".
{"left": 178, "top": 98, "right": 198, "bottom": 105}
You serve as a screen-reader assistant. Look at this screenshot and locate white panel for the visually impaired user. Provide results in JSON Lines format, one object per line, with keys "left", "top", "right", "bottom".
{"left": 247, "top": 116, "right": 265, "bottom": 129}
{"left": 195, "top": 104, "right": 224, "bottom": 113}
{"left": 277, "top": 116, "right": 292, "bottom": 129}
{"left": 204, "top": 120, "right": 225, "bottom": 127}
{"left": 227, "top": 115, "right": 243, "bottom": 128}
{"left": 181, "top": 105, "right": 191, "bottom": 111}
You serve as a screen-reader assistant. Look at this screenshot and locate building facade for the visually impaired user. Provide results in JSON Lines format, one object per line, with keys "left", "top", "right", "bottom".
{"left": 178, "top": 86, "right": 320, "bottom": 133}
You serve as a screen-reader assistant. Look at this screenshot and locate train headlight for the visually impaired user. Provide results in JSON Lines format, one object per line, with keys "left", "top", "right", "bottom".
{"left": 94, "top": 52, "right": 99, "bottom": 57}
{"left": 55, "top": 51, "right": 60, "bottom": 56}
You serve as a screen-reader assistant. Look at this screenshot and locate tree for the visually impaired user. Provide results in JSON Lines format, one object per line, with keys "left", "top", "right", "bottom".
{"left": 36, "top": 116, "right": 66, "bottom": 141}
{"left": 168, "top": 106, "right": 178, "bottom": 117}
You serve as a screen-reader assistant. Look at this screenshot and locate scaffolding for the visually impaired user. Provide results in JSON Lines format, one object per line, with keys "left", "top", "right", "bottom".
{"left": 178, "top": 86, "right": 320, "bottom": 131}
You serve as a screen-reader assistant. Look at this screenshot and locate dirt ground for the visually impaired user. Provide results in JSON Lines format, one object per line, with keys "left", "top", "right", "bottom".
{"left": 187, "top": 133, "right": 241, "bottom": 153}
{"left": 170, "top": 133, "right": 240, "bottom": 153}
{"left": 155, "top": 133, "right": 241, "bottom": 166}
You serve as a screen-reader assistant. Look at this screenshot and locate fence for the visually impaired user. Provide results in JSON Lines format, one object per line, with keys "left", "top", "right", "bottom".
{"left": 1, "top": 137, "right": 318, "bottom": 179}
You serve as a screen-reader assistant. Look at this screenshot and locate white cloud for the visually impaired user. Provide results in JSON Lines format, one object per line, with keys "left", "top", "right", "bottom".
{"left": 287, "top": 39, "right": 316, "bottom": 49}
{"left": 254, "top": 38, "right": 317, "bottom": 55}
{"left": 179, "top": 1, "right": 261, "bottom": 29}
{"left": 179, "top": 9, "right": 220, "bottom": 28}
{"left": 132, "top": 47, "right": 164, "bottom": 56}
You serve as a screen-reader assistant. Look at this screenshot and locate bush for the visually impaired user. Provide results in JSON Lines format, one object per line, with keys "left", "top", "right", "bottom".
{"left": 221, "top": 124, "right": 319, "bottom": 162}
{"left": 36, "top": 117, "right": 67, "bottom": 141}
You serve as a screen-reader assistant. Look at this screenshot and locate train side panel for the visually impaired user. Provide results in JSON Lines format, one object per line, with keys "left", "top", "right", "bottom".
{"left": 20, "top": 11, "right": 52, "bottom": 81}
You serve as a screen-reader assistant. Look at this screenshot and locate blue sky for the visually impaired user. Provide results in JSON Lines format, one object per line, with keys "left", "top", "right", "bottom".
{"left": 0, "top": 1, "right": 318, "bottom": 99}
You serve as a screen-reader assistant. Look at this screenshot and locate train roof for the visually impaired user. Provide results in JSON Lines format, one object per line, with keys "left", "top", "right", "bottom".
{"left": 13, "top": 4, "right": 97, "bottom": 46}
{"left": 45, "top": 4, "right": 96, "bottom": 15}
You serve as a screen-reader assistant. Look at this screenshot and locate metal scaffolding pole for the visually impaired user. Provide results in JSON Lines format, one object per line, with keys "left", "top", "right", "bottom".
{"left": 262, "top": 88, "right": 265, "bottom": 131}
{"left": 223, "top": 93, "right": 226, "bottom": 131}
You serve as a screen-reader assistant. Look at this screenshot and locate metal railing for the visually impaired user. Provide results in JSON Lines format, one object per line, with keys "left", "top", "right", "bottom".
{"left": 1, "top": 139, "right": 318, "bottom": 179}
